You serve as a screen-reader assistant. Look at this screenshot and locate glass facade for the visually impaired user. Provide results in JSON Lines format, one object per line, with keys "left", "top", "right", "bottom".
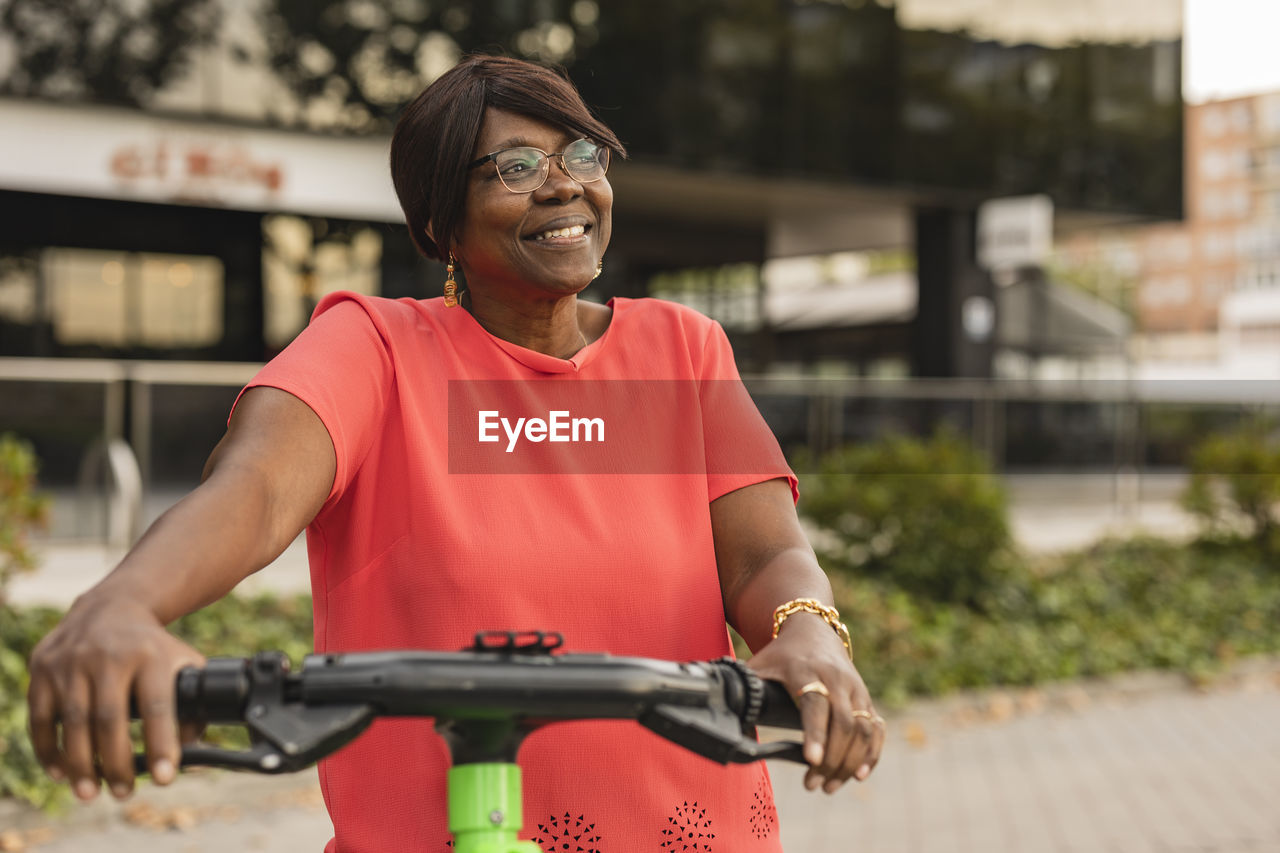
{"left": 0, "top": 0, "right": 1183, "bottom": 218}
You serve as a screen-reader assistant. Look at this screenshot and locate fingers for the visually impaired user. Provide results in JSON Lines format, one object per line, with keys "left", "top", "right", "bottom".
{"left": 91, "top": 669, "right": 138, "bottom": 798}
{"left": 24, "top": 608, "right": 197, "bottom": 801}
{"left": 821, "top": 690, "right": 860, "bottom": 792}
{"left": 748, "top": 634, "right": 886, "bottom": 794}
{"left": 794, "top": 682, "right": 831, "bottom": 790}
{"left": 135, "top": 649, "right": 202, "bottom": 786}
{"left": 795, "top": 680, "right": 882, "bottom": 793}
{"left": 26, "top": 671, "right": 65, "bottom": 783}
{"left": 862, "top": 709, "right": 887, "bottom": 778}
{"left": 827, "top": 702, "right": 884, "bottom": 791}
{"left": 59, "top": 673, "right": 99, "bottom": 801}
{"left": 794, "top": 682, "right": 830, "bottom": 764}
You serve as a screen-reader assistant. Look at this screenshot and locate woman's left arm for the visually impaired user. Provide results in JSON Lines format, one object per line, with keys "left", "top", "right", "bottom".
{"left": 711, "top": 477, "right": 885, "bottom": 793}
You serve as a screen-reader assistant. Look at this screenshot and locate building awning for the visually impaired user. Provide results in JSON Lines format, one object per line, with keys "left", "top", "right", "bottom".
{"left": 766, "top": 272, "right": 917, "bottom": 330}
{"left": 756, "top": 269, "right": 1128, "bottom": 356}
{"left": 0, "top": 98, "right": 401, "bottom": 222}
{"left": 2, "top": 98, "right": 1160, "bottom": 266}
{"left": 998, "top": 276, "right": 1131, "bottom": 354}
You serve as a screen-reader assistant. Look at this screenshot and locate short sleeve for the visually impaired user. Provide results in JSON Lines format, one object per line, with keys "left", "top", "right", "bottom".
{"left": 230, "top": 293, "right": 395, "bottom": 509}
{"left": 697, "top": 320, "right": 798, "bottom": 503}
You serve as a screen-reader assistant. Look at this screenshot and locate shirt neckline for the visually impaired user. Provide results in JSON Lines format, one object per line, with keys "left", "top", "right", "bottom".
{"left": 447, "top": 296, "right": 624, "bottom": 374}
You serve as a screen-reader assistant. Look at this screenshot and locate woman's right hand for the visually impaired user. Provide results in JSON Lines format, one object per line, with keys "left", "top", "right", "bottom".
{"left": 26, "top": 594, "right": 206, "bottom": 801}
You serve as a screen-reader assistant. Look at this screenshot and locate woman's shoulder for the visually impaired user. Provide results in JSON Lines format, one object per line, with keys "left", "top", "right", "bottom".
{"left": 613, "top": 296, "right": 723, "bottom": 339}
{"left": 311, "top": 292, "right": 448, "bottom": 338}
{"left": 314, "top": 291, "right": 439, "bottom": 321}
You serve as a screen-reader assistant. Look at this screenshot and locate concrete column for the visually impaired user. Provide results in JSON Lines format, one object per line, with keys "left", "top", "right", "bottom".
{"left": 911, "top": 206, "right": 996, "bottom": 378}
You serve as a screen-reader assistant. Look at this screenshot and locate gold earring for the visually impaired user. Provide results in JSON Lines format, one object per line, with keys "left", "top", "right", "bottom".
{"left": 443, "top": 255, "right": 458, "bottom": 307}
{"left": 592, "top": 260, "right": 603, "bottom": 281}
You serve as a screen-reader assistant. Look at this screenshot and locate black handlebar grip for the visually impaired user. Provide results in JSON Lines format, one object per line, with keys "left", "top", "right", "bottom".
{"left": 756, "top": 679, "right": 802, "bottom": 730}
{"left": 126, "top": 662, "right": 243, "bottom": 723}
{"left": 177, "top": 658, "right": 252, "bottom": 724}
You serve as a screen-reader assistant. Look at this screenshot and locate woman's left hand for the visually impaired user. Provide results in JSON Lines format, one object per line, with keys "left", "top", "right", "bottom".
{"left": 745, "top": 612, "right": 885, "bottom": 793}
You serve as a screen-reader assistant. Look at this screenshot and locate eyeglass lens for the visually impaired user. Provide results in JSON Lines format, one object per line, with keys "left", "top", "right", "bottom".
{"left": 493, "top": 139, "right": 609, "bottom": 192}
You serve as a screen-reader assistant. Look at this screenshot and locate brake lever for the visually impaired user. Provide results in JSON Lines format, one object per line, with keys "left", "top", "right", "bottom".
{"left": 133, "top": 740, "right": 313, "bottom": 775}
{"left": 131, "top": 652, "right": 377, "bottom": 775}
{"left": 640, "top": 702, "right": 808, "bottom": 764}
{"left": 637, "top": 661, "right": 808, "bottom": 766}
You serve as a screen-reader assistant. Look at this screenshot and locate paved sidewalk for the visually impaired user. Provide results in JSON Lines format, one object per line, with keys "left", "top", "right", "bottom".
{"left": 772, "top": 664, "right": 1280, "bottom": 852}
{"left": 4, "top": 662, "right": 1277, "bottom": 853}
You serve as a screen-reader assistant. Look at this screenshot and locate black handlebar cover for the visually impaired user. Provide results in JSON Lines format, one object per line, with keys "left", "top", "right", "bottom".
{"left": 140, "top": 641, "right": 806, "bottom": 775}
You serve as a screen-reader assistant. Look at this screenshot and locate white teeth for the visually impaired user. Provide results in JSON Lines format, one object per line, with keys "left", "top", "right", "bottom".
{"left": 532, "top": 224, "right": 586, "bottom": 241}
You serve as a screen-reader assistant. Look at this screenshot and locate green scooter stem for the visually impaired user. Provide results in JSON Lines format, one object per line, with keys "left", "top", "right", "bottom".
{"left": 448, "top": 763, "right": 542, "bottom": 853}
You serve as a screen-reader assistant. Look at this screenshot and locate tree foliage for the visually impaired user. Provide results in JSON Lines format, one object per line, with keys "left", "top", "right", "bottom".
{"left": 245, "top": 0, "right": 591, "bottom": 132}
{"left": 0, "top": 0, "right": 219, "bottom": 105}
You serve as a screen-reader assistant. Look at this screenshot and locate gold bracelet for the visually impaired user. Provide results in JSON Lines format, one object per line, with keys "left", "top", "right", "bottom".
{"left": 772, "top": 597, "right": 853, "bottom": 660}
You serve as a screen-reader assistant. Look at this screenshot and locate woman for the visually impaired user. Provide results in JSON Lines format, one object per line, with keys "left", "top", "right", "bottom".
{"left": 27, "top": 55, "right": 883, "bottom": 851}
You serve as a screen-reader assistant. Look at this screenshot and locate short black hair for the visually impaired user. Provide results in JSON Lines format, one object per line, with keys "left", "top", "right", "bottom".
{"left": 390, "top": 54, "right": 627, "bottom": 262}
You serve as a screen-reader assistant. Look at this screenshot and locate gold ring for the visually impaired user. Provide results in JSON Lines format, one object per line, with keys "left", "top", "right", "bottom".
{"left": 795, "top": 681, "right": 830, "bottom": 700}
{"left": 852, "top": 710, "right": 886, "bottom": 727}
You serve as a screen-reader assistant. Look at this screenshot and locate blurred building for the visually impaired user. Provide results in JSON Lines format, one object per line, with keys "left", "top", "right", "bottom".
{"left": 1058, "top": 91, "right": 1280, "bottom": 378}
{"left": 0, "top": 0, "right": 1185, "bottom": 490}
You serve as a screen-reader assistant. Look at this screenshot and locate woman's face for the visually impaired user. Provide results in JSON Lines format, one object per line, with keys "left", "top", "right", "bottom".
{"left": 453, "top": 107, "right": 613, "bottom": 299}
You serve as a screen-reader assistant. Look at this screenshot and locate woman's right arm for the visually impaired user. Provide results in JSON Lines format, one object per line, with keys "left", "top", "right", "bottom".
{"left": 26, "top": 386, "right": 336, "bottom": 802}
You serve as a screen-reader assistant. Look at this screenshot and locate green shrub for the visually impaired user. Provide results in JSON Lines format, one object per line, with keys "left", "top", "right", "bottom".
{"left": 824, "top": 536, "right": 1280, "bottom": 707}
{"left": 170, "top": 593, "right": 315, "bottom": 662}
{"left": 0, "top": 594, "right": 313, "bottom": 808}
{"left": 0, "top": 433, "right": 50, "bottom": 600}
{"left": 0, "top": 436, "right": 57, "bottom": 806}
{"left": 0, "top": 603, "right": 65, "bottom": 809}
{"left": 798, "top": 430, "right": 1016, "bottom": 607}
{"left": 1182, "top": 421, "right": 1280, "bottom": 556}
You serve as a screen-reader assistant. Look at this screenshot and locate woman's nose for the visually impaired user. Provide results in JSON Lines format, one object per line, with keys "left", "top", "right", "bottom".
{"left": 535, "top": 161, "right": 583, "bottom": 201}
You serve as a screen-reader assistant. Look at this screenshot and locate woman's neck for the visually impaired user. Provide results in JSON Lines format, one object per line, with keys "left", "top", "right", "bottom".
{"left": 464, "top": 289, "right": 588, "bottom": 358}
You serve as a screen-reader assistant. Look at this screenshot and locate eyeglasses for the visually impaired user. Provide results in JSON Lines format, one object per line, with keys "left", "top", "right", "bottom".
{"left": 467, "top": 138, "right": 610, "bottom": 193}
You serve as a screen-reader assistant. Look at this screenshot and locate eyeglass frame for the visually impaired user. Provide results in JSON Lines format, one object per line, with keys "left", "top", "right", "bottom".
{"left": 466, "top": 138, "right": 610, "bottom": 193}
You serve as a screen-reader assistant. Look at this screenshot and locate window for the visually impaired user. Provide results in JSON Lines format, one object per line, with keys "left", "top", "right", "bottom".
{"left": 1201, "top": 229, "right": 1234, "bottom": 263}
{"left": 1200, "top": 150, "right": 1226, "bottom": 180}
{"left": 43, "top": 249, "right": 223, "bottom": 348}
{"left": 1201, "top": 106, "right": 1227, "bottom": 138}
{"left": 1140, "top": 275, "right": 1190, "bottom": 307}
{"left": 0, "top": 253, "right": 38, "bottom": 325}
{"left": 1231, "top": 103, "right": 1253, "bottom": 134}
{"left": 1261, "top": 95, "right": 1280, "bottom": 134}
{"left": 263, "top": 216, "right": 382, "bottom": 349}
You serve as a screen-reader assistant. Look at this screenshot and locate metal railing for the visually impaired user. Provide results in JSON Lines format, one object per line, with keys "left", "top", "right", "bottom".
{"left": 3, "top": 357, "right": 1276, "bottom": 545}
{"left": 0, "top": 357, "right": 260, "bottom": 545}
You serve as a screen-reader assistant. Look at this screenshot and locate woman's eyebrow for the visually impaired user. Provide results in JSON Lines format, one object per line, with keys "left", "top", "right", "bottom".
{"left": 486, "top": 136, "right": 537, "bottom": 152}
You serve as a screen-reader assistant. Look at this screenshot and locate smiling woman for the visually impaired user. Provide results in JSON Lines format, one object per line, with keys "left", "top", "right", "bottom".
{"left": 389, "top": 57, "right": 627, "bottom": 355}
{"left": 390, "top": 56, "right": 625, "bottom": 265}
{"left": 26, "top": 54, "right": 883, "bottom": 853}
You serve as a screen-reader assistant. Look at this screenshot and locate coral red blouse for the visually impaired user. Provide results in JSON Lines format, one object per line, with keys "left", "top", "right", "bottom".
{"left": 238, "top": 293, "right": 796, "bottom": 852}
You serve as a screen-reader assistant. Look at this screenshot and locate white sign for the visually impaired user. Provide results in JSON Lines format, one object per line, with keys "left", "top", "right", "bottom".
{"left": 977, "top": 194, "right": 1054, "bottom": 272}
{"left": 961, "top": 295, "right": 995, "bottom": 342}
{"left": 0, "top": 98, "right": 402, "bottom": 222}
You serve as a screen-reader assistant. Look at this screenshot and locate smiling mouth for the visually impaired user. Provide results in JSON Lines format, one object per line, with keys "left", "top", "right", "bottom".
{"left": 527, "top": 224, "right": 590, "bottom": 242}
